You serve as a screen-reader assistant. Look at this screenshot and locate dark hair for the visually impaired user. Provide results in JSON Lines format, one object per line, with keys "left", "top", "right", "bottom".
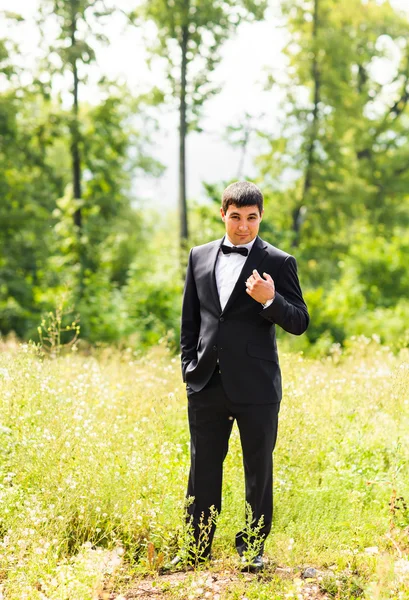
{"left": 222, "top": 181, "right": 263, "bottom": 214}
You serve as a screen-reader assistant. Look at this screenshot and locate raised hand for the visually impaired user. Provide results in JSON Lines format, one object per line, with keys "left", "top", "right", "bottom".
{"left": 245, "top": 269, "right": 276, "bottom": 304}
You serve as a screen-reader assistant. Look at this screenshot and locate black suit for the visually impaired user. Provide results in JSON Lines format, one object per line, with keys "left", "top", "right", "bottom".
{"left": 180, "top": 235, "right": 309, "bottom": 556}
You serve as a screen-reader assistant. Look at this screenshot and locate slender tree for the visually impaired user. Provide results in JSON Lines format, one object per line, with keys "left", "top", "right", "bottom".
{"left": 133, "top": 0, "right": 267, "bottom": 250}
{"left": 69, "top": 0, "right": 82, "bottom": 230}
{"left": 293, "top": 0, "right": 320, "bottom": 248}
{"left": 38, "top": 0, "right": 113, "bottom": 292}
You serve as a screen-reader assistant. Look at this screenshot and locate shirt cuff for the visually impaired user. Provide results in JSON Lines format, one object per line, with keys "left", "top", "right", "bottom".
{"left": 262, "top": 296, "right": 275, "bottom": 309}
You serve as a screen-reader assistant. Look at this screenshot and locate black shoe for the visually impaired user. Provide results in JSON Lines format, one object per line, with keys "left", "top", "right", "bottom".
{"left": 162, "top": 552, "right": 211, "bottom": 572}
{"left": 241, "top": 554, "right": 264, "bottom": 573}
{"left": 161, "top": 555, "right": 184, "bottom": 572}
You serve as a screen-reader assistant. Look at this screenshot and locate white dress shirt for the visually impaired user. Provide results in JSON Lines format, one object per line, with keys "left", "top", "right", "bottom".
{"left": 215, "top": 236, "right": 275, "bottom": 310}
{"left": 215, "top": 237, "right": 257, "bottom": 310}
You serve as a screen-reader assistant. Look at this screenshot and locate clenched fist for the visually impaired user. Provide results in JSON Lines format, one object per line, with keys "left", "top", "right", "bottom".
{"left": 245, "top": 269, "right": 275, "bottom": 305}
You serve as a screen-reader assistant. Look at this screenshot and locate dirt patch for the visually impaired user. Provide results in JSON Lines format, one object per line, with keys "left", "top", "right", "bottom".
{"left": 106, "top": 563, "right": 331, "bottom": 600}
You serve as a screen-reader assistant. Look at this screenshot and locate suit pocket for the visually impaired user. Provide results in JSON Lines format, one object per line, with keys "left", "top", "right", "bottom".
{"left": 246, "top": 343, "right": 277, "bottom": 362}
{"left": 186, "top": 383, "right": 195, "bottom": 396}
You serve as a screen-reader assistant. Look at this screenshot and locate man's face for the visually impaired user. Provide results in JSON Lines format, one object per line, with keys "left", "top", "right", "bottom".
{"left": 220, "top": 204, "right": 263, "bottom": 246}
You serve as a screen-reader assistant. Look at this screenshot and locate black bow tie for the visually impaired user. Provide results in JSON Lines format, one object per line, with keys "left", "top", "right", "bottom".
{"left": 221, "top": 244, "right": 248, "bottom": 257}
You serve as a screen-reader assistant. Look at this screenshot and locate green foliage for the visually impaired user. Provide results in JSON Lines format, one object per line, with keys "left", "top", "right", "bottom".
{"left": 251, "top": 0, "right": 409, "bottom": 351}
{"left": 0, "top": 81, "right": 66, "bottom": 336}
{"left": 123, "top": 213, "right": 183, "bottom": 349}
{"left": 0, "top": 83, "right": 150, "bottom": 342}
{"left": 293, "top": 222, "right": 409, "bottom": 348}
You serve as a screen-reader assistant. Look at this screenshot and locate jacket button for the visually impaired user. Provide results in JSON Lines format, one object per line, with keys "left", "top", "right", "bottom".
{"left": 219, "top": 317, "right": 225, "bottom": 322}
{"left": 213, "top": 345, "right": 217, "bottom": 351}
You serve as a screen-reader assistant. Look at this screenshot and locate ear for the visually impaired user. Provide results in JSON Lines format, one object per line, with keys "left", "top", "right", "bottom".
{"left": 260, "top": 209, "right": 264, "bottom": 221}
{"left": 220, "top": 207, "right": 226, "bottom": 222}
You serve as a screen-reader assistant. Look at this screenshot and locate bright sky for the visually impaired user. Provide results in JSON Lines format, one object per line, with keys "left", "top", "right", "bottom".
{"left": 1, "top": 0, "right": 409, "bottom": 207}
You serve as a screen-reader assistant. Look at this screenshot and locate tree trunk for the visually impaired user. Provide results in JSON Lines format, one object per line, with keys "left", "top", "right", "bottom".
{"left": 179, "top": 21, "right": 189, "bottom": 248}
{"left": 70, "top": 0, "right": 82, "bottom": 230}
{"left": 69, "top": 0, "right": 85, "bottom": 297}
{"left": 292, "top": 0, "right": 320, "bottom": 248}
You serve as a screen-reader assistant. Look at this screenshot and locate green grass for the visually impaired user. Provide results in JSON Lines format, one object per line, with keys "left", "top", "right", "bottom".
{"left": 0, "top": 337, "right": 409, "bottom": 598}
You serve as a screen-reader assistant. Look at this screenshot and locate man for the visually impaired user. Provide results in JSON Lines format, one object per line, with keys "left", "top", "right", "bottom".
{"left": 179, "top": 181, "right": 309, "bottom": 571}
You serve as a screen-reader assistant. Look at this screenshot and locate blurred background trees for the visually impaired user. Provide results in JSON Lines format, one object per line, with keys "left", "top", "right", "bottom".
{"left": 1, "top": 0, "right": 409, "bottom": 353}
{"left": 257, "top": 0, "right": 409, "bottom": 351}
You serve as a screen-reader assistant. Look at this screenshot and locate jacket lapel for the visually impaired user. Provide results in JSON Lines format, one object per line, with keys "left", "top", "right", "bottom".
{"left": 221, "top": 236, "right": 268, "bottom": 315}
{"left": 207, "top": 238, "right": 223, "bottom": 313}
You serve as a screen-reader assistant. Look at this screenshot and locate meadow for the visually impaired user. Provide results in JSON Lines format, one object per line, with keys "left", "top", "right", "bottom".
{"left": 0, "top": 338, "right": 409, "bottom": 599}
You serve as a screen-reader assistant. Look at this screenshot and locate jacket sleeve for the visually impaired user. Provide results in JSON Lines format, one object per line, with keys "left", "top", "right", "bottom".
{"left": 180, "top": 248, "right": 201, "bottom": 381}
{"left": 260, "top": 255, "right": 309, "bottom": 335}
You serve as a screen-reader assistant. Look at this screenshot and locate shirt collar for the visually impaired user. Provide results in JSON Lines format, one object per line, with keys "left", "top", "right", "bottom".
{"left": 222, "top": 235, "right": 257, "bottom": 252}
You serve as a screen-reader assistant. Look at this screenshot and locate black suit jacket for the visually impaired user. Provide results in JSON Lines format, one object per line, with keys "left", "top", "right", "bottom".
{"left": 180, "top": 235, "right": 309, "bottom": 404}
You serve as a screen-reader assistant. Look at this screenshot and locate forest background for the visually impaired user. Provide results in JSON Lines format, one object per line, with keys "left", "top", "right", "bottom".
{"left": 2, "top": 0, "right": 409, "bottom": 356}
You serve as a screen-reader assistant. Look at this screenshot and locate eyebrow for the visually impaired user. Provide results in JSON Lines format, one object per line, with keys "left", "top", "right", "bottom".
{"left": 230, "top": 212, "right": 258, "bottom": 217}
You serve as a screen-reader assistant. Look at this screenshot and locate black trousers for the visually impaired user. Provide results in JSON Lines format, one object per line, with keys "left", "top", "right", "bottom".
{"left": 186, "top": 368, "right": 280, "bottom": 557}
